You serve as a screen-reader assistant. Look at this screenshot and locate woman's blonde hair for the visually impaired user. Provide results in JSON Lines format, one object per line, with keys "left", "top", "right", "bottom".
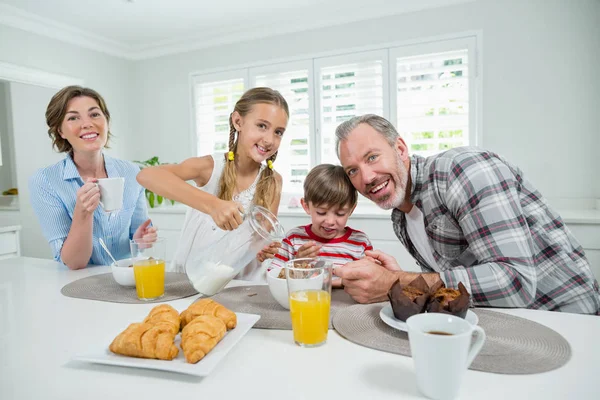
{"left": 217, "top": 87, "right": 289, "bottom": 209}
{"left": 45, "top": 85, "right": 112, "bottom": 153}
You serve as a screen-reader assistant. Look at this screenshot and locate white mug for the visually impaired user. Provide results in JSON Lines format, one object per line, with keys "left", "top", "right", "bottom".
{"left": 96, "top": 177, "right": 124, "bottom": 212}
{"left": 407, "top": 313, "right": 486, "bottom": 400}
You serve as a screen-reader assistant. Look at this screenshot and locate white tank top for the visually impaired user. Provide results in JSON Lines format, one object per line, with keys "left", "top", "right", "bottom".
{"left": 170, "top": 154, "right": 267, "bottom": 281}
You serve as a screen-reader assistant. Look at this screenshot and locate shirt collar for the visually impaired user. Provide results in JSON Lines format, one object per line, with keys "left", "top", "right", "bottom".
{"left": 62, "top": 154, "right": 80, "bottom": 181}
{"left": 408, "top": 153, "right": 427, "bottom": 206}
{"left": 62, "top": 152, "right": 116, "bottom": 181}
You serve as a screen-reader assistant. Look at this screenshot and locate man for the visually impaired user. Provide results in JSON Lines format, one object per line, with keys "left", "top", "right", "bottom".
{"left": 334, "top": 114, "right": 600, "bottom": 314}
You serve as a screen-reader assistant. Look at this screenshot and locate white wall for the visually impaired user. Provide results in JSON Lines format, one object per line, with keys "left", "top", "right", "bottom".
{"left": 0, "top": 25, "right": 132, "bottom": 258}
{"left": 8, "top": 83, "right": 60, "bottom": 258}
{"left": 0, "top": 24, "right": 133, "bottom": 161}
{"left": 131, "top": 0, "right": 600, "bottom": 203}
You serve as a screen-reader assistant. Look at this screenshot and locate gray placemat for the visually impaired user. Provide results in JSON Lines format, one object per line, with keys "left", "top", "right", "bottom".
{"left": 209, "top": 285, "right": 356, "bottom": 329}
{"left": 332, "top": 304, "right": 571, "bottom": 375}
{"left": 61, "top": 272, "right": 198, "bottom": 304}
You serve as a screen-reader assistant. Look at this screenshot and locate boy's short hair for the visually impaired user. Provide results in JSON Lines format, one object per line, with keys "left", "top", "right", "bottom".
{"left": 303, "top": 164, "right": 357, "bottom": 208}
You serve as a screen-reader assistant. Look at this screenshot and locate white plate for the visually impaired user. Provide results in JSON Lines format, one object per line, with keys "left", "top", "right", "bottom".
{"left": 379, "top": 305, "right": 479, "bottom": 332}
{"left": 73, "top": 312, "right": 260, "bottom": 377}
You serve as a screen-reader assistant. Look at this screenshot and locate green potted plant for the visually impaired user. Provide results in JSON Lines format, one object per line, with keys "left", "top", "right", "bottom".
{"left": 134, "top": 156, "right": 175, "bottom": 208}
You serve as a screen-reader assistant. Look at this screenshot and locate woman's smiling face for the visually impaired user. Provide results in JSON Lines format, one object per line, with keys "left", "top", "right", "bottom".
{"left": 59, "top": 96, "right": 108, "bottom": 155}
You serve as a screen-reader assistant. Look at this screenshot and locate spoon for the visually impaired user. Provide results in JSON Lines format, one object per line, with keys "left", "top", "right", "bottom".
{"left": 98, "top": 238, "right": 118, "bottom": 266}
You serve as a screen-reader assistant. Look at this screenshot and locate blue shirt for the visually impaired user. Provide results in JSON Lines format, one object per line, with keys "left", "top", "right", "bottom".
{"left": 29, "top": 153, "right": 149, "bottom": 266}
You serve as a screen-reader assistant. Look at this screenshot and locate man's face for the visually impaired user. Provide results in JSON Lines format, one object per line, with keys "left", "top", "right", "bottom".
{"left": 338, "top": 123, "right": 410, "bottom": 210}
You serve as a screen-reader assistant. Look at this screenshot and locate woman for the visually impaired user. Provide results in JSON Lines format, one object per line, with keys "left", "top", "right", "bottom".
{"left": 29, "top": 86, "right": 156, "bottom": 270}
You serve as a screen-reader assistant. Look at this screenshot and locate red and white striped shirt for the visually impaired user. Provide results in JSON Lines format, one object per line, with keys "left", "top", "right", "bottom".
{"left": 270, "top": 225, "right": 373, "bottom": 270}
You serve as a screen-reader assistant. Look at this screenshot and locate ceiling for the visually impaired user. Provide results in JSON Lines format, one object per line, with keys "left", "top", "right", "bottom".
{"left": 0, "top": 0, "right": 473, "bottom": 60}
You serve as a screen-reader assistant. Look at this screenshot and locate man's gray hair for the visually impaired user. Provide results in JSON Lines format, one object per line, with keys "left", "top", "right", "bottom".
{"left": 334, "top": 114, "right": 400, "bottom": 158}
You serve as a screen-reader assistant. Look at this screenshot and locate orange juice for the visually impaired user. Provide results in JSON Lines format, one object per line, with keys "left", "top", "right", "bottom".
{"left": 289, "top": 290, "right": 331, "bottom": 346}
{"left": 133, "top": 258, "right": 165, "bottom": 300}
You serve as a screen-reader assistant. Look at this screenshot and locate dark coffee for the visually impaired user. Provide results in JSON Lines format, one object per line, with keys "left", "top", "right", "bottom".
{"left": 427, "top": 331, "right": 453, "bottom": 336}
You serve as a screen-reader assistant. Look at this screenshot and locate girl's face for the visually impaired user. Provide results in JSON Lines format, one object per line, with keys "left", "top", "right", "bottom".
{"left": 59, "top": 96, "right": 108, "bottom": 155}
{"left": 232, "top": 103, "right": 288, "bottom": 164}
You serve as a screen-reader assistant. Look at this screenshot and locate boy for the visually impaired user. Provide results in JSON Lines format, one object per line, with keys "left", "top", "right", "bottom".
{"left": 270, "top": 164, "right": 372, "bottom": 286}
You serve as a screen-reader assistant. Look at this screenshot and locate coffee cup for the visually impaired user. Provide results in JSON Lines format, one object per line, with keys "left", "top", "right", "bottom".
{"left": 96, "top": 177, "right": 124, "bottom": 212}
{"left": 406, "top": 313, "right": 486, "bottom": 400}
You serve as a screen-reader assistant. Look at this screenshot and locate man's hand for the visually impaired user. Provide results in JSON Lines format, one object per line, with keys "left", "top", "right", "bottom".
{"left": 334, "top": 257, "right": 401, "bottom": 304}
{"left": 364, "top": 250, "right": 401, "bottom": 271}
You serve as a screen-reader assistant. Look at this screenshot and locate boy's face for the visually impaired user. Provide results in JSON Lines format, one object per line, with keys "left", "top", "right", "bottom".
{"left": 301, "top": 199, "right": 355, "bottom": 240}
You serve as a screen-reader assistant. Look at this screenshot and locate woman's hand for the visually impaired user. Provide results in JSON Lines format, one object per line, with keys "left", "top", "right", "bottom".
{"left": 209, "top": 199, "right": 245, "bottom": 231}
{"left": 75, "top": 178, "right": 100, "bottom": 215}
{"left": 133, "top": 219, "right": 158, "bottom": 244}
{"left": 257, "top": 242, "right": 281, "bottom": 262}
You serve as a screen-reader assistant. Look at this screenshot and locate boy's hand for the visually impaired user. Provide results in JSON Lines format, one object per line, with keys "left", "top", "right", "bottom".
{"left": 296, "top": 241, "right": 321, "bottom": 259}
{"left": 257, "top": 242, "right": 281, "bottom": 262}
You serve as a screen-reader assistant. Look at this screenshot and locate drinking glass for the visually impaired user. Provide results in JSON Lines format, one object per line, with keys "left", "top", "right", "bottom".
{"left": 285, "top": 258, "right": 333, "bottom": 347}
{"left": 130, "top": 238, "right": 166, "bottom": 301}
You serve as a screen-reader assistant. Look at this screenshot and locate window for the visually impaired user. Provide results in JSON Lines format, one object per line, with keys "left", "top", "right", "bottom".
{"left": 193, "top": 72, "right": 247, "bottom": 156}
{"left": 252, "top": 62, "right": 312, "bottom": 193}
{"left": 390, "top": 38, "right": 477, "bottom": 157}
{"left": 315, "top": 50, "right": 387, "bottom": 166}
{"left": 192, "top": 36, "right": 478, "bottom": 195}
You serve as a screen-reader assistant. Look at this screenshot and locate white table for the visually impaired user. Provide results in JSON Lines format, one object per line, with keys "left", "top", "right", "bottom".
{"left": 1, "top": 257, "right": 599, "bottom": 400}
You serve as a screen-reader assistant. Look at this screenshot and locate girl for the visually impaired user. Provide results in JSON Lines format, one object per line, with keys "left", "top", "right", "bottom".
{"left": 136, "top": 87, "right": 289, "bottom": 280}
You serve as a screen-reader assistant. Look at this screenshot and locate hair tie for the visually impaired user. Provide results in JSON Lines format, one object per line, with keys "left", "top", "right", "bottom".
{"left": 227, "top": 151, "right": 234, "bottom": 161}
{"left": 267, "top": 160, "right": 274, "bottom": 170}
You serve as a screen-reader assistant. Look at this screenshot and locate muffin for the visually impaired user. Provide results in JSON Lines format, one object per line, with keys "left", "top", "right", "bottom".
{"left": 427, "top": 282, "right": 470, "bottom": 318}
{"left": 387, "top": 276, "right": 430, "bottom": 322}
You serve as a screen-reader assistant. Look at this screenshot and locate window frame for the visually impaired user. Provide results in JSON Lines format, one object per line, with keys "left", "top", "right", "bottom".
{"left": 250, "top": 60, "right": 316, "bottom": 190}
{"left": 189, "top": 31, "right": 482, "bottom": 207}
{"left": 190, "top": 69, "right": 249, "bottom": 157}
{"left": 389, "top": 36, "right": 479, "bottom": 152}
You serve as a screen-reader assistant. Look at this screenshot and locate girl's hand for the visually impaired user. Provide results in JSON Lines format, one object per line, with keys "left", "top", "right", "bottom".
{"left": 133, "top": 219, "right": 158, "bottom": 246}
{"left": 296, "top": 241, "right": 322, "bottom": 259}
{"left": 209, "top": 199, "right": 245, "bottom": 231}
{"left": 75, "top": 178, "right": 100, "bottom": 215}
{"left": 257, "top": 242, "right": 281, "bottom": 262}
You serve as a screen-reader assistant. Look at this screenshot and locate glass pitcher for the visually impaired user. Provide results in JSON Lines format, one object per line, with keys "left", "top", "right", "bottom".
{"left": 185, "top": 205, "right": 285, "bottom": 296}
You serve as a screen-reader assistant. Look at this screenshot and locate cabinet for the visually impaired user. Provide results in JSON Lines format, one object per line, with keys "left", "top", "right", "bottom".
{"left": 0, "top": 225, "right": 21, "bottom": 260}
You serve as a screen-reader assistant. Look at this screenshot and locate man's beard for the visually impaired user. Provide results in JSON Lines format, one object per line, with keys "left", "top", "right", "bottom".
{"left": 373, "top": 155, "right": 408, "bottom": 210}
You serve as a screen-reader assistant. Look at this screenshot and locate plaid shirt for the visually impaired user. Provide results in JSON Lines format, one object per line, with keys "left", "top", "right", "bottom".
{"left": 392, "top": 147, "right": 600, "bottom": 314}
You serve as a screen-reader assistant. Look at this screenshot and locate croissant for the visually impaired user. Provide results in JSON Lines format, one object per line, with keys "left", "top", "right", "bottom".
{"left": 143, "top": 304, "right": 181, "bottom": 334}
{"left": 109, "top": 322, "right": 179, "bottom": 360}
{"left": 181, "top": 299, "right": 237, "bottom": 330}
{"left": 181, "top": 315, "right": 227, "bottom": 364}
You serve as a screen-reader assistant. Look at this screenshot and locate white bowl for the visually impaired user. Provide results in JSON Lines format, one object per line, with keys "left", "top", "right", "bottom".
{"left": 266, "top": 267, "right": 326, "bottom": 310}
{"left": 266, "top": 267, "right": 289, "bottom": 309}
{"left": 111, "top": 258, "right": 136, "bottom": 287}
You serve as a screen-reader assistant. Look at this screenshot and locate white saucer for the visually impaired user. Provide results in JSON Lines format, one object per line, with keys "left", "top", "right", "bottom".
{"left": 379, "top": 304, "right": 479, "bottom": 332}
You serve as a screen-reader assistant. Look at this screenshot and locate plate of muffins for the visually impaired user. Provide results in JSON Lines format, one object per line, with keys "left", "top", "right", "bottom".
{"left": 380, "top": 276, "right": 478, "bottom": 332}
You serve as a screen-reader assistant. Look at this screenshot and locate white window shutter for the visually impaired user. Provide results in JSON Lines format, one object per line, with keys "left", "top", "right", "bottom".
{"left": 318, "top": 60, "right": 384, "bottom": 165}
{"left": 194, "top": 78, "right": 245, "bottom": 156}
{"left": 254, "top": 69, "right": 311, "bottom": 193}
{"left": 395, "top": 49, "right": 469, "bottom": 156}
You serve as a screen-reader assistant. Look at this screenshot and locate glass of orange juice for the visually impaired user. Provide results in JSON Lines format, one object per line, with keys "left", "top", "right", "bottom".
{"left": 130, "top": 238, "right": 166, "bottom": 301}
{"left": 285, "top": 258, "right": 333, "bottom": 347}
